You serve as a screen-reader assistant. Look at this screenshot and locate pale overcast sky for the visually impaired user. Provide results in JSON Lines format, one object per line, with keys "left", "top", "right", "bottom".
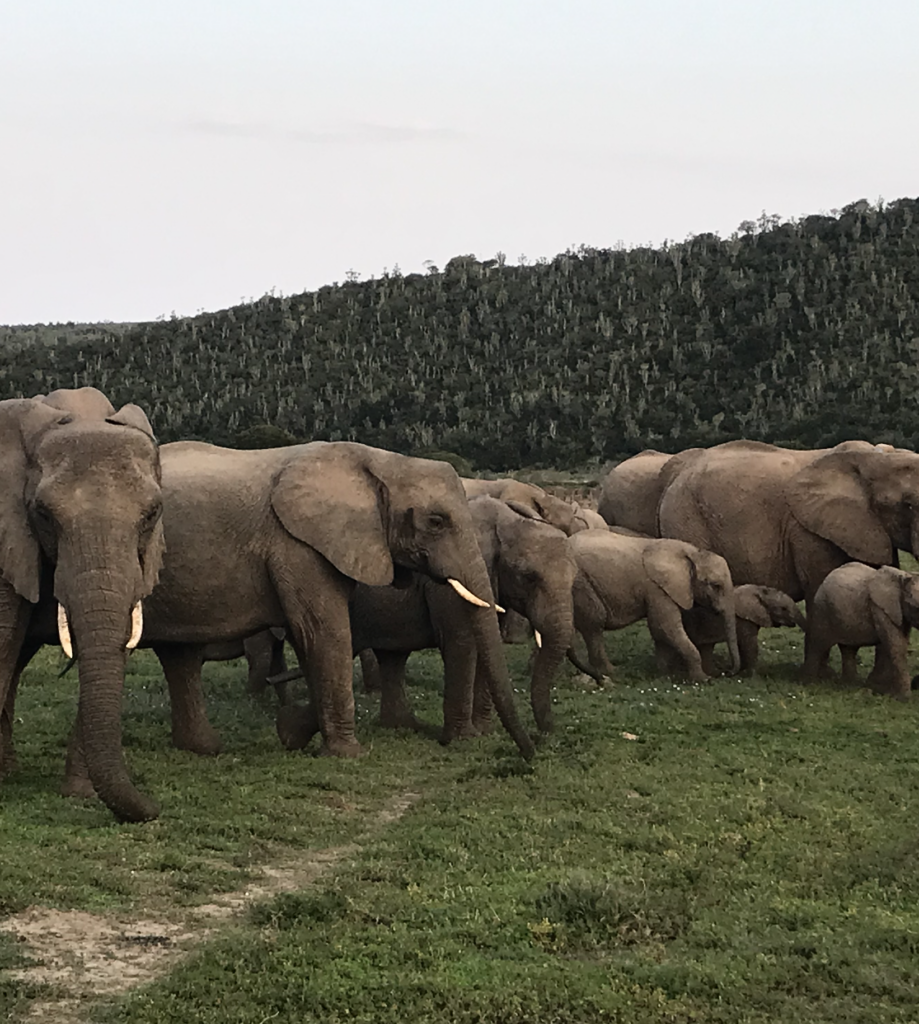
{"left": 2, "top": 1, "right": 917, "bottom": 325}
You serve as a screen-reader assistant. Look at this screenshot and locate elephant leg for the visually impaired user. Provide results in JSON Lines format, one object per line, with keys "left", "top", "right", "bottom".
{"left": 279, "top": 572, "right": 363, "bottom": 758}
{"left": 0, "top": 586, "right": 30, "bottom": 778}
{"left": 803, "top": 628, "right": 834, "bottom": 680}
{"left": 62, "top": 713, "right": 96, "bottom": 799}
{"left": 1, "top": 639, "right": 39, "bottom": 779}
{"left": 647, "top": 598, "right": 706, "bottom": 681}
{"left": 154, "top": 643, "right": 222, "bottom": 755}
{"left": 443, "top": 640, "right": 480, "bottom": 741}
{"left": 375, "top": 651, "right": 417, "bottom": 729}
{"left": 839, "top": 645, "right": 861, "bottom": 686}
{"left": 267, "top": 633, "right": 291, "bottom": 705}
{"left": 737, "top": 622, "right": 760, "bottom": 674}
{"left": 867, "top": 620, "right": 911, "bottom": 700}
{"left": 359, "top": 649, "right": 383, "bottom": 693}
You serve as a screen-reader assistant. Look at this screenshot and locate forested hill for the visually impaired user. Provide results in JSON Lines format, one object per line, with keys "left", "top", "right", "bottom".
{"left": 2, "top": 197, "right": 919, "bottom": 470}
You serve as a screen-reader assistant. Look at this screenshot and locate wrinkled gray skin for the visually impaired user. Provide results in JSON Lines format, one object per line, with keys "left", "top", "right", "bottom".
{"left": 680, "top": 584, "right": 806, "bottom": 675}
{"left": 275, "top": 495, "right": 577, "bottom": 739}
{"left": 0, "top": 388, "right": 164, "bottom": 822}
{"left": 804, "top": 563, "right": 919, "bottom": 699}
{"left": 597, "top": 450, "right": 695, "bottom": 534}
{"left": 567, "top": 533, "right": 740, "bottom": 682}
{"left": 462, "top": 478, "right": 579, "bottom": 536}
{"left": 85, "top": 441, "right": 534, "bottom": 794}
{"left": 658, "top": 440, "right": 919, "bottom": 614}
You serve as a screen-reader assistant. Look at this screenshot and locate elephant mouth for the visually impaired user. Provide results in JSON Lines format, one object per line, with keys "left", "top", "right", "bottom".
{"left": 57, "top": 602, "right": 144, "bottom": 659}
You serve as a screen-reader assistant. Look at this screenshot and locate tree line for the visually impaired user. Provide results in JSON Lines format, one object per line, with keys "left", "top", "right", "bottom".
{"left": 2, "top": 197, "right": 918, "bottom": 470}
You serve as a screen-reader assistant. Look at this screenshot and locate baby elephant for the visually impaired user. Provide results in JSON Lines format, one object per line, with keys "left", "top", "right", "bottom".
{"left": 682, "top": 584, "right": 806, "bottom": 674}
{"left": 567, "top": 533, "right": 740, "bottom": 682}
{"left": 804, "top": 563, "right": 919, "bottom": 699}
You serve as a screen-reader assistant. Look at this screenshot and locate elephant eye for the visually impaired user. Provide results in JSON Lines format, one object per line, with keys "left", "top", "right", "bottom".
{"left": 140, "top": 502, "right": 162, "bottom": 528}
{"left": 427, "top": 512, "right": 449, "bottom": 531}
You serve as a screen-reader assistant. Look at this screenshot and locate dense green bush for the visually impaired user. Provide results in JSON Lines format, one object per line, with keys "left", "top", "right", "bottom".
{"left": 3, "top": 197, "right": 919, "bottom": 469}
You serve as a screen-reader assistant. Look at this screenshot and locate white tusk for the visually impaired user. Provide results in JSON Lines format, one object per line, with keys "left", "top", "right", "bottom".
{"left": 57, "top": 604, "right": 73, "bottom": 660}
{"left": 534, "top": 630, "right": 542, "bottom": 648}
{"left": 495, "top": 603, "right": 506, "bottom": 614}
{"left": 127, "top": 602, "right": 143, "bottom": 649}
{"left": 447, "top": 578, "right": 491, "bottom": 608}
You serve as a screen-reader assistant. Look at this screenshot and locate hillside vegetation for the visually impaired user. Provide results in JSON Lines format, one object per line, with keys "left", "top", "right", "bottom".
{"left": 2, "top": 197, "right": 918, "bottom": 470}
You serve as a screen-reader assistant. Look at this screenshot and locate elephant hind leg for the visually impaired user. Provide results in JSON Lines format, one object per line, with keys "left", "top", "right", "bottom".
{"left": 155, "top": 644, "right": 222, "bottom": 755}
{"left": 839, "top": 644, "right": 862, "bottom": 686}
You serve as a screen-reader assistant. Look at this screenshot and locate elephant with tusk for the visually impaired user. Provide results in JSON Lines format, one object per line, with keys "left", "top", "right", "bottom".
{"left": 0, "top": 387, "right": 165, "bottom": 823}
{"left": 67, "top": 439, "right": 535, "bottom": 790}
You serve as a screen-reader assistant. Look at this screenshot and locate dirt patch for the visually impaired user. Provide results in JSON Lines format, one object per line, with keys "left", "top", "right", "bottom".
{"left": 2, "top": 791, "right": 421, "bottom": 1023}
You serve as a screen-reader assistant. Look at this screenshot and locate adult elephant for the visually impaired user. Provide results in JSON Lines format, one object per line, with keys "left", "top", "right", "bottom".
{"left": 275, "top": 495, "right": 578, "bottom": 740}
{"left": 462, "top": 478, "right": 580, "bottom": 535}
{"left": 597, "top": 450, "right": 695, "bottom": 535}
{"left": 62, "top": 441, "right": 534, "bottom": 802}
{"left": 0, "top": 388, "right": 164, "bottom": 822}
{"left": 657, "top": 440, "right": 919, "bottom": 608}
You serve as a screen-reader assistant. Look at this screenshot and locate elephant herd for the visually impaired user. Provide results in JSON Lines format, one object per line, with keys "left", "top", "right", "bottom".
{"left": 2, "top": 387, "right": 917, "bottom": 825}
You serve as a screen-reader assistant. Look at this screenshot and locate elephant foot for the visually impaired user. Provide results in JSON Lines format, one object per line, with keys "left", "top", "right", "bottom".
{"left": 471, "top": 716, "right": 495, "bottom": 736}
{"left": 61, "top": 775, "right": 97, "bottom": 800}
{"left": 440, "top": 720, "right": 480, "bottom": 744}
{"left": 317, "top": 738, "right": 365, "bottom": 758}
{"left": 276, "top": 704, "right": 320, "bottom": 751}
{"left": 534, "top": 713, "right": 555, "bottom": 734}
{"left": 378, "top": 711, "right": 421, "bottom": 731}
{"left": 173, "top": 725, "right": 222, "bottom": 757}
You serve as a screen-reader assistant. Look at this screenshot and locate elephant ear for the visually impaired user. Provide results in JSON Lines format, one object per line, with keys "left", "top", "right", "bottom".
{"left": 734, "top": 587, "right": 775, "bottom": 628}
{"left": 505, "top": 499, "right": 545, "bottom": 522}
{"left": 270, "top": 445, "right": 394, "bottom": 586}
{"left": 643, "top": 541, "right": 694, "bottom": 610}
{"left": 868, "top": 567, "right": 905, "bottom": 627}
{"left": 0, "top": 400, "right": 60, "bottom": 603}
{"left": 107, "top": 403, "right": 157, "bottom": 440}
{"left": 785, "top": 451, "right": 892, "bottom": 565}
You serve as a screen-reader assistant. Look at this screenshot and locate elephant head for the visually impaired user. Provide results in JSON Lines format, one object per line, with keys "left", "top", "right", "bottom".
{"left": 734, "top": 585, "right": 807, "bottom": 630}
{"left": 469, "top": 496, "right": 577, "bottom": 731}
{"left": 785, "top": 446, "right": 919, "bottom": 567}
{"left": 868, "top": 567, "right": 919, "bottom": 632}
{"left": 270, "top": 444, "right": 534, "bottom": 757}
{"left": 643, "top": 541, "right": 741, "bottom": 673}
{"left": 0, "top": 388, "right": 164, "bottom": 822}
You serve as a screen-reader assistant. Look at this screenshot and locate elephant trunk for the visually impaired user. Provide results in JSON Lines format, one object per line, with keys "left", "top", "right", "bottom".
{"left": 792, "top": 606, "right": 807, "bottom": 631}
{"left": 528, "top": 598, "right": 574, "bottom": 733}
{"left": 723, "top": 605, "right": 742, "bottom": 675}
{"left": 465, "top": 567, "right": 535, "bottom": 760}
{"left": 62, "top": 568, "right": 158, "bottom": 822}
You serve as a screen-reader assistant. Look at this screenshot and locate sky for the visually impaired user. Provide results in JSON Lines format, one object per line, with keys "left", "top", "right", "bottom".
{"left": 1, "top": 0, "right": 917, "bottom": 326}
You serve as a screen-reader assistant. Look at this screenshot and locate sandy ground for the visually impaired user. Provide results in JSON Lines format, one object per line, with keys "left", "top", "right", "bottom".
{"left": 2, "top": 791, "right": 420, "bottom": 1023}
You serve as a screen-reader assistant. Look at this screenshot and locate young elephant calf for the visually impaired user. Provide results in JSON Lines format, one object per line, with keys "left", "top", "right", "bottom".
{"left": 804, "top": 563, "right": 919, "bottom": 699}
{"left": 682, "top": 584, "right": 806, "bottom": 674}
{"left": 567, "top": 533, "right": 740, "bottom": 682}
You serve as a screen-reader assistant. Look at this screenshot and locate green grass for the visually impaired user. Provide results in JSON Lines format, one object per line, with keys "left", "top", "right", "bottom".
{"left": 4, "top": 623, "right": 919, "bottom": 1023}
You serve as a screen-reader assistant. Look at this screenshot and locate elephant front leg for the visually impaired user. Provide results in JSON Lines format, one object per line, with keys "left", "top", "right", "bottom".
{"left": 375, "top": 650, "right": 418, "bottom": 730}
{"left": 866, "top": 619, "right": 911, "bottom": 700}
{"left": 441, "top": 637, "right": 480, "bottom": 741}
{"left": 736, "top": 622, "right": 760, "bottom": 674}
{"left": 647, "top": 598, "right": 706, "bottom": 681}
{"left": 0, "top": 588, "right": 31, "bottom": 778}
{"left": 155, "top": 644, "right": 222, "bottom": 755}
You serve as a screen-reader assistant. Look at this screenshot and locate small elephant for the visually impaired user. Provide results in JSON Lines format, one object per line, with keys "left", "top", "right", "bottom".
{"left": 681, "top": 584, "right": 806, "bottom": 674}
{"left": 461, "top": 478, "right": 580, "bottom": 536}
{"left": 567, "top": 533, "right": 740, "bottom": 682}
{"left": 803, "top": 563, "right": 919, "bottom": 699}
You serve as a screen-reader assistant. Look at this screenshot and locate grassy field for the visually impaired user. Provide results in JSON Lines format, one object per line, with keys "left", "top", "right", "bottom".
{"left": 3, "top": 620, "right": 919, "bottom": 1023}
